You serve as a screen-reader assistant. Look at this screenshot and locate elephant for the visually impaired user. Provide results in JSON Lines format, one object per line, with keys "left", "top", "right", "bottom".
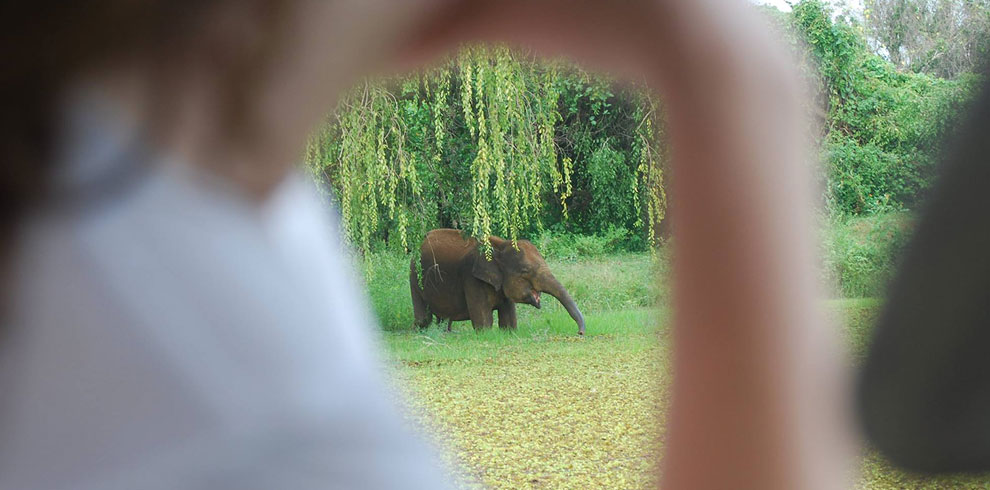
{"left": 409, "top": 228, "right": 586, "bottom": 335}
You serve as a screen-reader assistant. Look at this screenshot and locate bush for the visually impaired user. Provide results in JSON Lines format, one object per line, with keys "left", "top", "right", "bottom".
{"left": 791, "top": 0, "right": 978, "bottom": 215}
{"left": 822, "top": 212, "right": 914, "bottom": 297}
{"left": 534, "top": 227, "right": 643, "bottom": 261}
{"left": 359, "top": 251, "right": 416, "bottom": 331}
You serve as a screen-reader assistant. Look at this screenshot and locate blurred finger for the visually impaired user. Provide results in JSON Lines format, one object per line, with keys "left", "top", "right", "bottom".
{"left": 394, "top": 0, "right": 674, "bottom": 82}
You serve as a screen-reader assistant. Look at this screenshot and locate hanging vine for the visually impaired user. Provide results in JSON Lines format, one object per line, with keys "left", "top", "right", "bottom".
{"left": 632, "top": 91, "right": 667, "bottom": 248}
{"left": 306, "top": 44, "right": 667, "bottom": 261}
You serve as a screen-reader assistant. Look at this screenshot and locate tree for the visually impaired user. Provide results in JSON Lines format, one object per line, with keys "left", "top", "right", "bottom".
{"left": 864, "top": 0, "right": 990, "bottom": 78}
{"left": 306, "top": 45, "right": 668, "bottom": 256}
{"left": 864, "top": 0, "right": 914, "bottom": 67}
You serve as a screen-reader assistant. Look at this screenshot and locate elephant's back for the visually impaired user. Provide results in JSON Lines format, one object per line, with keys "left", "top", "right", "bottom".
{"left": 420, "top": 228, "right": 476, "bottom": 265}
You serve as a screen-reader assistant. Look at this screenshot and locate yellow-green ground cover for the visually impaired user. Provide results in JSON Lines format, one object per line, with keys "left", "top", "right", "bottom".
{"left": 388, "top": 309, "right": 666, "bottom": 488}
{"left": 383, "top": 298, "right": 990, "bottom": 489}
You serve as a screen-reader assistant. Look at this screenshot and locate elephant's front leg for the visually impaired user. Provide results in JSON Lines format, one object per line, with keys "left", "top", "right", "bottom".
{"left": 497, "top": 301, "right": 517, "bottom": 330}
{"left": 468, "top": 306, "right": 493, "bottom": 330}
{"left": 464, "top": 281, "right": 495, "bottom": 330}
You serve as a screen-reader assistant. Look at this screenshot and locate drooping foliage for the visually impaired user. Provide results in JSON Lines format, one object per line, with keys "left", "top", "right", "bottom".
{"left": 307, "top": 45, "right": 666, "bottom": 255}
{"left": 455, "top": 46, "right": 564, "bottom": 256}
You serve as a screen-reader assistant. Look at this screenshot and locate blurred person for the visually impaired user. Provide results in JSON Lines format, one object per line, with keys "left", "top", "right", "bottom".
{"left": 0, "top": 3, "right": 462, "bottom": 489}
{"left": 0, "top": 1, "right": 856, "bottom": 490}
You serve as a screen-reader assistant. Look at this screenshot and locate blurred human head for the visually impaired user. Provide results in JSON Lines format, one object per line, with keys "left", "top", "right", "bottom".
{"left": 0, "top": 1, "right": 449, "bottom": 295}
{"left": 1, "top": 1, "right": 283, "bottom": 248}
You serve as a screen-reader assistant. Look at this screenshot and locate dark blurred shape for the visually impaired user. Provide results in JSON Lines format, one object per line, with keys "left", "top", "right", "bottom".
{"left": 0, "top": 2, "right": 285, "bottom": 308}
{"left": 0, "top": 2, "right": 198, "bottom": 218}
{"left": 859, "top": 79, "right": 990, "bottom": 472}
{"left": 0, "top": 2, "right": 203, "bottom": 311}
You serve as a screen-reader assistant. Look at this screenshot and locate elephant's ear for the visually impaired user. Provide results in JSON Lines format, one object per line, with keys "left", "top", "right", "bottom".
{"left": 471, "top": 253, "right": 503, "bottom": 290}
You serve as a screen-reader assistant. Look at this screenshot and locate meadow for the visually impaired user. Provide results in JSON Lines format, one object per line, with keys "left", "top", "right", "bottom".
{"left": 363, "top": 214, "right": 990, "bottom": 489}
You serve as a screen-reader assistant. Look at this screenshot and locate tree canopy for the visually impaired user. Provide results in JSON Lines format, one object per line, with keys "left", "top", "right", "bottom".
{"left": 307, "top": 45, "right": 666, "bottom": 255}
{"left": 864, "top": 0, "right": 990, "bottom": 78}
{"left": 306, "top": 0, "right": 980, "bottom": 255}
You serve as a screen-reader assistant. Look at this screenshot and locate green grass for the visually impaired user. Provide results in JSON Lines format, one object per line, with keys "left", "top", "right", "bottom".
{"left": 823, "top": 212, "right": 914, "bottom": 298}
{"left": 372, "top": 245, "right": 990, "bottom": 489}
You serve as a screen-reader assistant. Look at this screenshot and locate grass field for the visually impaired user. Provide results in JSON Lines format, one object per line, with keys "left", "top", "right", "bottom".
{"left": 368, "top": 247, "right": 990, "bottom": 488}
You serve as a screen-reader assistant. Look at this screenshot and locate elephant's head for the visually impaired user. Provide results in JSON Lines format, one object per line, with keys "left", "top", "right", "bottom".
{"left": 472, "top": 236, "right": 586, "bottom": 335}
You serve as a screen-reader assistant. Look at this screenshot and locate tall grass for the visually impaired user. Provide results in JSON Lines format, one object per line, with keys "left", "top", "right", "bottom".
{"left": 531, "top": 226, "right": 646, "bottom": 259}
{"left": 822, "top": 212, "right": 913, "bottom": 298}
{"left": 360, "top": 251, "right": 418, "bottom": 331}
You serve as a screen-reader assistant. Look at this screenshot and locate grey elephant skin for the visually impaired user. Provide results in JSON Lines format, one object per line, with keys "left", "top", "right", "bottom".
{"left": 409, "top": 229, "right": 586, "bottom": 335}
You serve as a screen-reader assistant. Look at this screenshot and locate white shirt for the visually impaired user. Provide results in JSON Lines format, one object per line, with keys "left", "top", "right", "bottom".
{"left": 0, "top": 96, "right": 450, "bottom": 490}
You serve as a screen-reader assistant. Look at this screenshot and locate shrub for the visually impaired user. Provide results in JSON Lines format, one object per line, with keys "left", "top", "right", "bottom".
{"left": 359, "top": 250, "right": 416, "bottom": 331}
{"left": 791, "top": 0, "right": 978, "bottom": 215}
{"left": 534, "top": 227, "right": 640, "bottom": 261}
{"left": 822, "top": 212, "right": 914, "bottom": 297}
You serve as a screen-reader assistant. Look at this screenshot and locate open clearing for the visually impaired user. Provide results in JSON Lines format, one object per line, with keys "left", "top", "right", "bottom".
{"left": 383, "top": 300, "right": 990, "bottom": 489}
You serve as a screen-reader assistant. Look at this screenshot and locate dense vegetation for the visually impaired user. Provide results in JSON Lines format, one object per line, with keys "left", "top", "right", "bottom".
{"left": 786, "top": 1, "right": 978, "bottom": 215}
{"left": 307, "top": 47, "right": 665, "bottom": 255}
{"left": 307, "top": 0, "right": 980, "bottom": 258}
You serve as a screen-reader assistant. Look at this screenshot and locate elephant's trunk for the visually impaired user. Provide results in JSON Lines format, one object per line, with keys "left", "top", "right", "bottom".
{"left": 541, "top": 275, "right": 585, "bottom": 335}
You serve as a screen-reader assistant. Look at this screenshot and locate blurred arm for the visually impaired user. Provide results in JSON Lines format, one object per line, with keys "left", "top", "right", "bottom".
{"left": 653, "top": 3, "right": 855, "bottom": 489}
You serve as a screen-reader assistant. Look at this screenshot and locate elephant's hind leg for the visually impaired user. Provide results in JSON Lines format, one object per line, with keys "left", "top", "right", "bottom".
{"left": 410, "top": 259, "right": 433, "bottom": 329}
